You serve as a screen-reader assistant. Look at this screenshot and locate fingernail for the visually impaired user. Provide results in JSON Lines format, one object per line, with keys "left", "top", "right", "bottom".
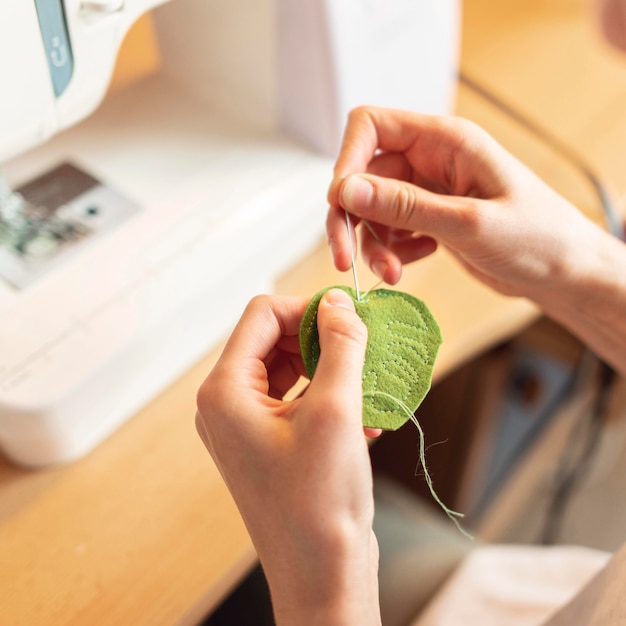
{"left": 341, "top": 175, "right": 373, "bottom": 210}
{"left": 324, "top": 288, "right": 355, "bottom": 311}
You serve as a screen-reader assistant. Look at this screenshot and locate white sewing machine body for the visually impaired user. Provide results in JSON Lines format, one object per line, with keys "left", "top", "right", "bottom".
{"left": 0, "top": 0, "right": 460, "bottom": 467}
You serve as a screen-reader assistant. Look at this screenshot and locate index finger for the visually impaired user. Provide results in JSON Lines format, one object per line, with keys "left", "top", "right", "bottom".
{"left": 328, "top": 106, "right": 432, "bottom": 208}
{"left": 328, "top": 106, "right": 506, "bottom": 209}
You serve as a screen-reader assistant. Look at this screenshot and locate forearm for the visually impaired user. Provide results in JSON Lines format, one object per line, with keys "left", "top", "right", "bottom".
{"left": 531, "top": 222, "right": 626, "bottom": 377}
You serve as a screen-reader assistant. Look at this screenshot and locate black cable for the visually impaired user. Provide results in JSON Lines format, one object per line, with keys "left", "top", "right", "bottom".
{"left": 539, "top": 361, "right": 616, "bottom": 544}
{"left": 458, "top": 70, "right": 620, "bottom": 542}
{"left": 458, "top": 71, "right": 624, "bottom": 240}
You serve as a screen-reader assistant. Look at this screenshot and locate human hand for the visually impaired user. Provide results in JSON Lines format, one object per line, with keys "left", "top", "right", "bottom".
{"left": 196, "top": 290, "right": 381, "bottom": 626}
{"left": 326, "top": 106, "right": 600, "bottom": 306}
{"left": 596, "top": 0, "right": 626, "bottom": 50}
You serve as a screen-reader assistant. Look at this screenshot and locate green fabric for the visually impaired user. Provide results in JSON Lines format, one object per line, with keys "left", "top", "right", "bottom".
{"left": 299, "top": 286, "right": 442, "bottom": 430}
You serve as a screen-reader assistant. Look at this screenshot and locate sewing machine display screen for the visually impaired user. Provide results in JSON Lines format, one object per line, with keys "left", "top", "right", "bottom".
{"left": 0, "top": 163, "right": 140, "bottom": 289}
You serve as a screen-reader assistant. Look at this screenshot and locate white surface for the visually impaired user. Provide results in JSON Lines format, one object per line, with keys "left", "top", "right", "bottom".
{"left": 413, "top": 545, "right": 610, "bottom": 626}
{"left": 0, "top": 76, "right": 330, "bottom": 466}
{"left": 153, "top": 0, "right": 460, "bottom": 156}
{"left": 277, "top": 0, "right": 461, "bottom": 155}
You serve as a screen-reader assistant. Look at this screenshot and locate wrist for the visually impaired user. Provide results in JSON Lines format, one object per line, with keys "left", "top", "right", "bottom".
{"left": 530, "top": 222, "right": 626, "bottom": 374}
{"left": 264, "top": 529, "right": 381, "bottom": 626}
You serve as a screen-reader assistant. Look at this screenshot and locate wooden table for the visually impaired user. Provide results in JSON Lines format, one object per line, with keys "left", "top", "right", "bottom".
{"left": 2, "top": 1, "right": 626, "bottom": 624}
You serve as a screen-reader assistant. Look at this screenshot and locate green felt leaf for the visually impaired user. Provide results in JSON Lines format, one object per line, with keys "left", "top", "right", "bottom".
{"left": 299, "top": 286, "right": 442, "bottom": 430}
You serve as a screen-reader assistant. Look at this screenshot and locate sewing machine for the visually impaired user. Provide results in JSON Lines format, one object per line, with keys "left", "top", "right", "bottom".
{"left": 0, "top": 0, "right": 459, "bottom": 467}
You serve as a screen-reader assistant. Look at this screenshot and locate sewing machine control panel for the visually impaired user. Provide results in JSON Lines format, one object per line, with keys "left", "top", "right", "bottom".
{"left": 0, "top": 163, "right": 139, "bottom": 289}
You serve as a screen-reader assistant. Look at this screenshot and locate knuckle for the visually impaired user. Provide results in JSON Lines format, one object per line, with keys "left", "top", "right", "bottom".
{"left": 196, "top": 370, "right": 230, "bottom": 418}
{"left": 441, "top": 114, "right": 484, "bottom": 138}
{"left": 432, "top": 196, "right": 483, "bottom": 238}
{"left": 244, "top": 293, "right": 272, "bottom": 316}
{"left": 383, "top": 183, "right": 418, "bottom": 228}
{"left": 348, "top": 104, "right": 373, "bottom": 122}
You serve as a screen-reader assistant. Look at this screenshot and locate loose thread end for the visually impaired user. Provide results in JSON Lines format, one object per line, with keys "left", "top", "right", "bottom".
{"left": 364, "top": 390, "right": 474, "bottom": 541}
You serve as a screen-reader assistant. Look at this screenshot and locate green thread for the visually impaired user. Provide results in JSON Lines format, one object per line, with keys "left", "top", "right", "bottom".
{"left": 339, "top": 213, "right": 468, "bottom": 534}
{"left": 362, "top": 278, "right": 384, "bottom": 300}
{"left": 362, "top": 219, "right": 385, "bottom": 245}
{"left": 364, "top": 390, "right": 474, "bottom": 540}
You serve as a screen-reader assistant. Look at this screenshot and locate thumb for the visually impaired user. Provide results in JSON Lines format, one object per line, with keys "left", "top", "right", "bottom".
{"left": 339, "top": 173, "right": 468, "bottom": 240}
{"left": 308, "top": 289, "right": 368, "bottom": 407}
